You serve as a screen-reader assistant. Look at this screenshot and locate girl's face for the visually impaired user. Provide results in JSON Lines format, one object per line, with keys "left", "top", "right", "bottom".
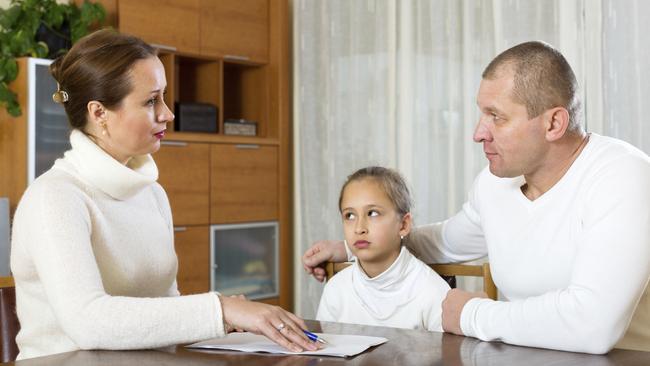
{"left": 98, "top": 56, "right": 173, "bottom": 164}
{"left": 340, "top": 178, "right": 411, "bottom": 277}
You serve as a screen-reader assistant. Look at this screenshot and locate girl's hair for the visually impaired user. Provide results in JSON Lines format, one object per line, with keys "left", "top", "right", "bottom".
{"left": 338, "top": 166, "right": 413, "bottom": 218}
{"left": 49, "top": 29, "right": 157, "bottom": 130}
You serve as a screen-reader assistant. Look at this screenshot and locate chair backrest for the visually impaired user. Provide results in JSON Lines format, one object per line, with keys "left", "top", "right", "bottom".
{"left": 0, "top": 276, "right": 19, "bottom": 362}
{"left": 325, "top": 262, "right": 498, "bottom": 300}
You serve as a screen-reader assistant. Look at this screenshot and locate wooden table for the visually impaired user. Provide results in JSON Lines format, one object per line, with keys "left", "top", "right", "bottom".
{"left": 9, "top": 320, "right": 650, "bottom": 365}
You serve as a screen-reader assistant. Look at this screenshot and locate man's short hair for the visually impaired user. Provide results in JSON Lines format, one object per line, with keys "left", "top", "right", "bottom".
{"left": 482, "top": 41, "right": 583, "bottom": 132}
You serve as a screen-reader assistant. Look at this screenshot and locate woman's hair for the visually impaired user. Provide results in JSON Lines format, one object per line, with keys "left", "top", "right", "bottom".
{"left": 338, "top": 166, "right": 413, "bottom": 218}
{"left": 49, "top": 29, "right": 157, "bottom": 130}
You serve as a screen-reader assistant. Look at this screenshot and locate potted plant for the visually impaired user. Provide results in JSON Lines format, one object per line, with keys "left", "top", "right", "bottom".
{"left": 0, "top": 0, "right": 105, "bottom": 117}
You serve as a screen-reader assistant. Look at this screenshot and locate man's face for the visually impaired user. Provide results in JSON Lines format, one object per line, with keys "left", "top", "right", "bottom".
{"left": 473, "top": 69, "right": 547, "bottom": 178}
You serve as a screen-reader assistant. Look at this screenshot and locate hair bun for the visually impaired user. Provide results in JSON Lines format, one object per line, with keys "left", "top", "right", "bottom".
{"left": 49, "top": 55, "right": 64, "bottom": 82}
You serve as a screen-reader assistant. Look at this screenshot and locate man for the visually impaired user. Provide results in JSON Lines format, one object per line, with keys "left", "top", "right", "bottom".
{"left": 303, "top": 41, "right": 650, "bottom": 354}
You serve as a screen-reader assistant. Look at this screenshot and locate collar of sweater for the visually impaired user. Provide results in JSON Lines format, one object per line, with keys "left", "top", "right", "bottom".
{"left": 59, "top": 129, "right": 159, "bottom": 200}
{"left": 351, "top": 246, "right": 423, "bottom": 320}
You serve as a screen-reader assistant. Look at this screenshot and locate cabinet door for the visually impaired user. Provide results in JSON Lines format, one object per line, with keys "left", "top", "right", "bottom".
{"left": 155, "top": 142, "right": 210, "bottom": 226}
{"left": 210, "top": 144, "right": 278, "bottom": 223}
{"left": 174, "top": 226, "right": 209, "bottom": 294}
{"left": 118, "top": 0, "right": 200, "bottom": 53}
{"left": 200, "top": 0, "right": 269, "bottom": 62}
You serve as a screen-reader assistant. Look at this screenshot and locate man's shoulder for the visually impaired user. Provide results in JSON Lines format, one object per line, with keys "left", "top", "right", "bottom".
{"left": 582, "top": 134, "right": 650, "bottom": 175}
{"left": 589, "top": 134, "right": 649, "bottom": 161}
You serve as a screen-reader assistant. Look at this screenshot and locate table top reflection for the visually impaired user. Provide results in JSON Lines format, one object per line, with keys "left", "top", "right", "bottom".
{"left": 10, "top": 320, "right": 650, "bottom": 366}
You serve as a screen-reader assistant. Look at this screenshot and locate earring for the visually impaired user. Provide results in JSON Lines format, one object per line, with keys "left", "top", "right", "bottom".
{"left": 100, "top": 120, "right": 108, "bottom": 136}
{"left": 400, "top": 235, "right": 404, "bottom": 240}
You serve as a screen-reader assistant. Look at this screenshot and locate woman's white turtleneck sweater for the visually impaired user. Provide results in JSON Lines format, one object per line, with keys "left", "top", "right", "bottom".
{"left": 10, "top": 130, "right": 225, "bottom": 360}
{"left": 316, "top": 246, "right": 450, "bottom": 331}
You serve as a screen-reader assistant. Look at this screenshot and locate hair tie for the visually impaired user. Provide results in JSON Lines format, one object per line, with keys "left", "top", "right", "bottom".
{"left": 52, "top": 83, "right": 69, "bottom": 104}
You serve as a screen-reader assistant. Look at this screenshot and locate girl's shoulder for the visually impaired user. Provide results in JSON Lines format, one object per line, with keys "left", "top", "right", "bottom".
{"left": 406, "top": 253, "right": 452, "bottom": 292}
{"left": 322, "top": 264, "right": 354, "bottom": 289}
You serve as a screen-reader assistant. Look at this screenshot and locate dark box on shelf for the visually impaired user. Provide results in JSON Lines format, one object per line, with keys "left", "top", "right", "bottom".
{"left": 175, "top": 102, "right": 218, "bottom": 133}
{"left": 224, "top": 118, "right": 257, "bottom": 136}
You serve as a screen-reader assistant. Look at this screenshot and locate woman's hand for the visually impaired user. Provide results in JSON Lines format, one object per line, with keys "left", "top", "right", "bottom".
{"left": 224, "top": 294, "right": 246, "bottom": 333}
{"left": 301, "top": 240, "right": 347, "bottom": 282}
{"left": 219, "top": 295, "right": 319, "bottom": 353}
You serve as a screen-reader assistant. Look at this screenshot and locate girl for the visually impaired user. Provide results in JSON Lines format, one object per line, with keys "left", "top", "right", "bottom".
{"left": 316, "top": 166, "right": 450, "bottom": 331}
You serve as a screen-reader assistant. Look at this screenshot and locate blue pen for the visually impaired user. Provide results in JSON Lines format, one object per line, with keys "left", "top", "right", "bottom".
{"left": 303, "top": 329, "right": 328, "bottom": 344}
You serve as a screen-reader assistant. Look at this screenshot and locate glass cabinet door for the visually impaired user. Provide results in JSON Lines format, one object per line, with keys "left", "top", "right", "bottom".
{"left": 210, "top": 221, "right": 279, "bottom": 300}
{"left": 29, "top": 58, "right": 71, "bottom": 182}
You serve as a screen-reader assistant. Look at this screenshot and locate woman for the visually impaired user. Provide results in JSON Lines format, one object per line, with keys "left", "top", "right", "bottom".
{"left": 10, "top": 29, "right": 316, "bottom": 360}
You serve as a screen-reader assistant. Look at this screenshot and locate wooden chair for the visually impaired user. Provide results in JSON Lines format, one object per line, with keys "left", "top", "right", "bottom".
{"left": 325, "top": 262, "right": 498, "bottom": 300}
{"left": 0, "top": 276, "right": 19, "bottom": 362}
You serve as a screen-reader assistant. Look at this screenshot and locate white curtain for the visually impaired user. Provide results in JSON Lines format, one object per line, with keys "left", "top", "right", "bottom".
{"left": 293, "top": 0, "right": 650, "bottom": 318}
{"left": 598, "top": 0, "right": 650, "bottom": 150}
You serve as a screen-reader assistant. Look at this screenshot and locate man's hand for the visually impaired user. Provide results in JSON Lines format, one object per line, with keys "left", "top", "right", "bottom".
{"left": 301, "top": 240, "right": 347, "bottom": 282}
{"left": 442, "top": 288, "right": 489, "bottom": 335}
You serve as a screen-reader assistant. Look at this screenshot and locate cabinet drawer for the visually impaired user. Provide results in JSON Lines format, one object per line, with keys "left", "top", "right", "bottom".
{"left": 119, "top": 0, "right": 200, "bottom": 54}
{"left": 200, "top": 0, "right": 269, "bottom": 62}
{"left": 155, "top": 141, "right": 210, "bottom": 225}
{"left": 174, "top": 226, "right": 210, "bottom": 295}
{"left": 210, "top": 144, "right": 278, "bottom": 223}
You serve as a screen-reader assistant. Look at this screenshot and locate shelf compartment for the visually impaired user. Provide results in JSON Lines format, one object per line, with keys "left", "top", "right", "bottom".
{"left": 222, "top": 61, "right": 269, "bottom": 137}
{"left": 174, "top": 55, "right": 222, "bottom": 133}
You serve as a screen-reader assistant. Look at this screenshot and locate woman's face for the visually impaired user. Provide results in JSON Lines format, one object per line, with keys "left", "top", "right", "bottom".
{"left": 101, "top": 56, "right": 173, "bottom": 164}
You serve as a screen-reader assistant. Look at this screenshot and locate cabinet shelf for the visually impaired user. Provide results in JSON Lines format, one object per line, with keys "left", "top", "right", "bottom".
{"left": 158, "top": 50, "right": 271, "bottom": 139}
{"left": 163, "top": 131, "right": 278, "bottom": 145}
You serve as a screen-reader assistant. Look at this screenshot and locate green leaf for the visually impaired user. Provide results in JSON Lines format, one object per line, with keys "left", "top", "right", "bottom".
{"left": 0, "top": 81, "right": 16, "bottom": 103}
{"left": 7, "top": 100, "right": 21, "bottom": 117}
{"left": 44, "top": 5, "right": 65, "bottom": 29}
{"left": 0, "top": 6, "right": 22, "bottom": 29}
{"left": 11, "top": 29, "right": 34, "bottom": 56}
{"left": 33, "top": 41, "right": 48, "bottom": 59}
{"left": 4, "top": 58, "right": 17, "bottom": 82}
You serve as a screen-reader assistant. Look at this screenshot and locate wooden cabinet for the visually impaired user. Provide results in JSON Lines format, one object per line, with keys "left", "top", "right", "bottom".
{"left": 210, "top": 144, "right": 278, "bottom": 223}
{"left": 118, "top": 0, "right": 200, "bottom": 53}
{"left": 155, "top": 142, "right": 210, "bottom": 226}
{"left": 1, "top": 1, "right": 291, "bottom": 308}
{"left": 174, "top": 226, "right": 210, "bottom": 295}
{"left": 200, "top": 0, "right": 269, "bottom": 62}
{"left": 118, "top": 0, "right": 268, "bottom": 62}
{"left": 117, "top": 0, "right": 290, "bottom": 309}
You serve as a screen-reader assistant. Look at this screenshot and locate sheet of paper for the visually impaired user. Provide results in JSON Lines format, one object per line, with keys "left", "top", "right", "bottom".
{"left": 186, "top": 332, "right": 388, "bottom": 358}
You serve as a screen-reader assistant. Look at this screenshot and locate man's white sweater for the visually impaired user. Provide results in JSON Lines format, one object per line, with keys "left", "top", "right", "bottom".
{"left": 408, "top": 133, "right": 650, "bottom": 354}
{"left": 10, "top": 130, "right": 225, "bottom": 360}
